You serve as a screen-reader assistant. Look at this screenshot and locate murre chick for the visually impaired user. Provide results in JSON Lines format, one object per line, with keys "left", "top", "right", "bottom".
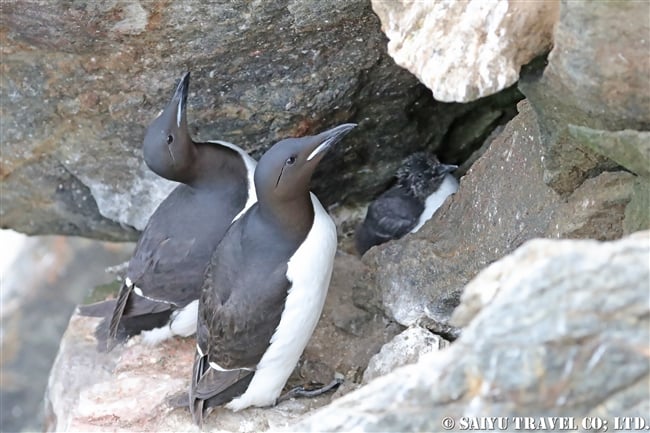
{"left": 355, "top": 152, "right": 457, "bottom": 255}
{"left": 187, "top": 123, "right": 356, "bottom": 426}
{"left": 79, "top": 72, "right": 257, "bottom": 351}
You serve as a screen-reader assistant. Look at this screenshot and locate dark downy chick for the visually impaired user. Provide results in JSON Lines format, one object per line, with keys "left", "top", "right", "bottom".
{"left": 355, "top": 152, "right": 458, "bottom": 255}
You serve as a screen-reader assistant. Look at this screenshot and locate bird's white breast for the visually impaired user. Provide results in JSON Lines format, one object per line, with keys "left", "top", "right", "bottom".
{"left": 411, "top": 174, "right": 459, "bottom": 233}
{"left": 225, "top": 193, "right": 337, "bottom": 411}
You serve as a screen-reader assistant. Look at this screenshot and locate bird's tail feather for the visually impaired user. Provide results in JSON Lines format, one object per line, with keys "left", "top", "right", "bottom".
{"left": 108, "top": 280, "right": 133, "bottom": 345}
{"left": 78, "top": 284, "right": 176, "bottom": 352}
{"left": 190, "top": 352, "right": 209, "bottom": 427}
{"left": 189, "top": 351, "right": 253, "bottom": 426}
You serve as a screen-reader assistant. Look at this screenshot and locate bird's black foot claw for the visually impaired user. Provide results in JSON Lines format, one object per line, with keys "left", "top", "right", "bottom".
{"left": 277, "top": 376, "right": 344, "bottom": 403}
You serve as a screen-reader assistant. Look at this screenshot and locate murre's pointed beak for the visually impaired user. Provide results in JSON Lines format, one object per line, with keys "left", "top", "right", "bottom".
{"left": 306, "top": 123, "right": 357, "bottom": 162}
{"left": 170, "top": 71, "right": 190, "bottom": 127}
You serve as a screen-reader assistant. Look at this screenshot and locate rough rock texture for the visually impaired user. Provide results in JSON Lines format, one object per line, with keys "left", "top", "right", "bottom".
{"left": 355, "top": 101, "right": 563, "bottom": 332}
{"left": 625, "top": 180, "right": 650, "bottom": 235}
{"left": 567, "top": 126, "right": 650, "bottom": 234}
{"left": 44, "top": 252, "right": 402, "bottom": 432}
{"left": 0, "top": 0, "right": 521, "bottom": 240}
{"left": 293, "top": 232, "right": 650, "bottom": 432}
{"left": 371, "top": 0, "right": 559, "bottom": 102}
{"left": 568, "top": 126, "right": 650, "bottom": 179}
{"left": 519, "top": 1, "right": 650, "bottom": 195}
{"left": 47, "top": 317, "right": 331, "bottom": 432}
{"left": 546, "top": 171, "right": 636, "bottom": 241}
{"left": 362, "top": 327, "right": 448, "bottom": 384}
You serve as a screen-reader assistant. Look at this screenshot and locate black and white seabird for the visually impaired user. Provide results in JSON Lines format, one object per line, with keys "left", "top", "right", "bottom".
{"left": 187, "top": 123, "right": 356, "bottom": 425}
{"left": 79, "top": 72, "right": 257, "bottom": 350}
{"left": 355, "top": 152, "right": 458, "bottom": 255}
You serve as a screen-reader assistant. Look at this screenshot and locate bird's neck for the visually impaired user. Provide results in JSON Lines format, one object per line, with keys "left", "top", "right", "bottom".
{"left": 258, "top": 194, "right": 314, "bottom": 243}
{"left": 186, "top": 143, "right": 246, "bottom": 188}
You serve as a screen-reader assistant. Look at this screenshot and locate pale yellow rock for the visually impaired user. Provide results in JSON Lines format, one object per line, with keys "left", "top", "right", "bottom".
{"left": 372, "top": 0, "right": 559, "bottom": 102}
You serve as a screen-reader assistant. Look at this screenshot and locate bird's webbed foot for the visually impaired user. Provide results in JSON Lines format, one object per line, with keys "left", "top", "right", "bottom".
{"left": 276, "top": 376, "right": 344, "bottom": 403}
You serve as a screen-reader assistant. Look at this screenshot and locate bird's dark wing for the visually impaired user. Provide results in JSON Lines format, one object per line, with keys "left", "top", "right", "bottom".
{"left": 128, "top": 231, "right": 204, "bottom": 305}
{"left": 366, "top": 190, "right": 423, "bottom": 238}
{"left": 198, "top": 257, "right": 290, "bottom": 371}
{"left": 92, "top": 309, "right": 172, "bottom": 352}
{"left": 126, "top": 185, "right": 222, "bottom": 307}
{"left": 79, "top": 283, "right": 173, "bottom": 352}
{"left": 356, "top": 189, "right": 423, "bottom": 254}
{"left": 188, "top": 252, "right": 290, "bottom": 421}
{"left": 80, "top": 221, "right": 200, "bottom": 350}
{"left": 189, "top": 263, "right": 284, "bottom": 423}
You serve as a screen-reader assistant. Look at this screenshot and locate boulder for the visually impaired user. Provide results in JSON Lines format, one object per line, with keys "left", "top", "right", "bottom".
{"left": 43, "top": 251, "right": 402, "bottom": 431}
{"left": 362, "top": 327, "right": 448, "bottom": 384}
{"left": 0, "top": 0, "right": 521, "bottom": 240}
{"left": 566, "top": 126, "right": 650, "bottom": 234}
{"left": 568, "top": 126, "right": 650, "bottom": 179}
{"left": 292, "top": 232, "right": 650, "bottom": 431}
{"left": 624, "top": 180, "right": 650, "bottom": 235}
{"left": 546, "top": 171, "right": 636, "bottom": 241}
{"left": 519, "top": 1, "right": 650, "bottom": 195}
{"left": 371, "top": 0, "right": 559, "bottom": 102}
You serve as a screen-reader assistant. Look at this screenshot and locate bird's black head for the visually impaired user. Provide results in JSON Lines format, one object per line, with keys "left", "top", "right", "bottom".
{"left": 143, "top": 72, "right": 195, "bottom": 182}
{"left": 397, "top": 152, "right": 457, "bottom": 200}
{"left": 254, "top": 123, "right": 357, "bottom": 204}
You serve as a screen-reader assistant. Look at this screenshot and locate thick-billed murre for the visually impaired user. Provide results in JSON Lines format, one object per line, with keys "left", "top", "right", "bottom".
{"left": 187, "top": 123, "right": 356, "bottom": 425}
{"left": 79, "top": 72, "right": 257, "bottom": 350}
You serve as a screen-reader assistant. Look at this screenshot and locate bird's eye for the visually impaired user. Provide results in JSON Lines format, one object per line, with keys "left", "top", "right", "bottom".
{"left": 286, "top": 155, "right": 296, "bottom": 165}
{"left": 167, "top": 134, "right": 174, "bottom": 145}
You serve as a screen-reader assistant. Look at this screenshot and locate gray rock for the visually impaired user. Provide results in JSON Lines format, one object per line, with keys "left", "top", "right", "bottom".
{"left": 546, "top": 171, "right": 636, "bottom": 241}
{"left": 0, "top": 0, "right": 520, "bottom": 240}
{"left": 362, "top": 327, "right": 448, "bottom": 384}
{"left": 519, "top": 1, "right": 650, "bottom": 195}
{"left": 292, "top": 232, "right": 650, "bottom": 432}
{"left": 565, "top": 126, "right": 650, "bottom": 236}
{"left": 568, "top": 126, "right": 650, "bottom": 179}
{"left": 356, "top": 101, "right": 562, "bottom": 332}
{"left": 44, "top": 251, "right": 402, "bottom": 431}
{"left": 625, "top": 180, "right": 650, "bottom": 235}
{"left": 0, "top": 157, "right": 140, "bottom": 242}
